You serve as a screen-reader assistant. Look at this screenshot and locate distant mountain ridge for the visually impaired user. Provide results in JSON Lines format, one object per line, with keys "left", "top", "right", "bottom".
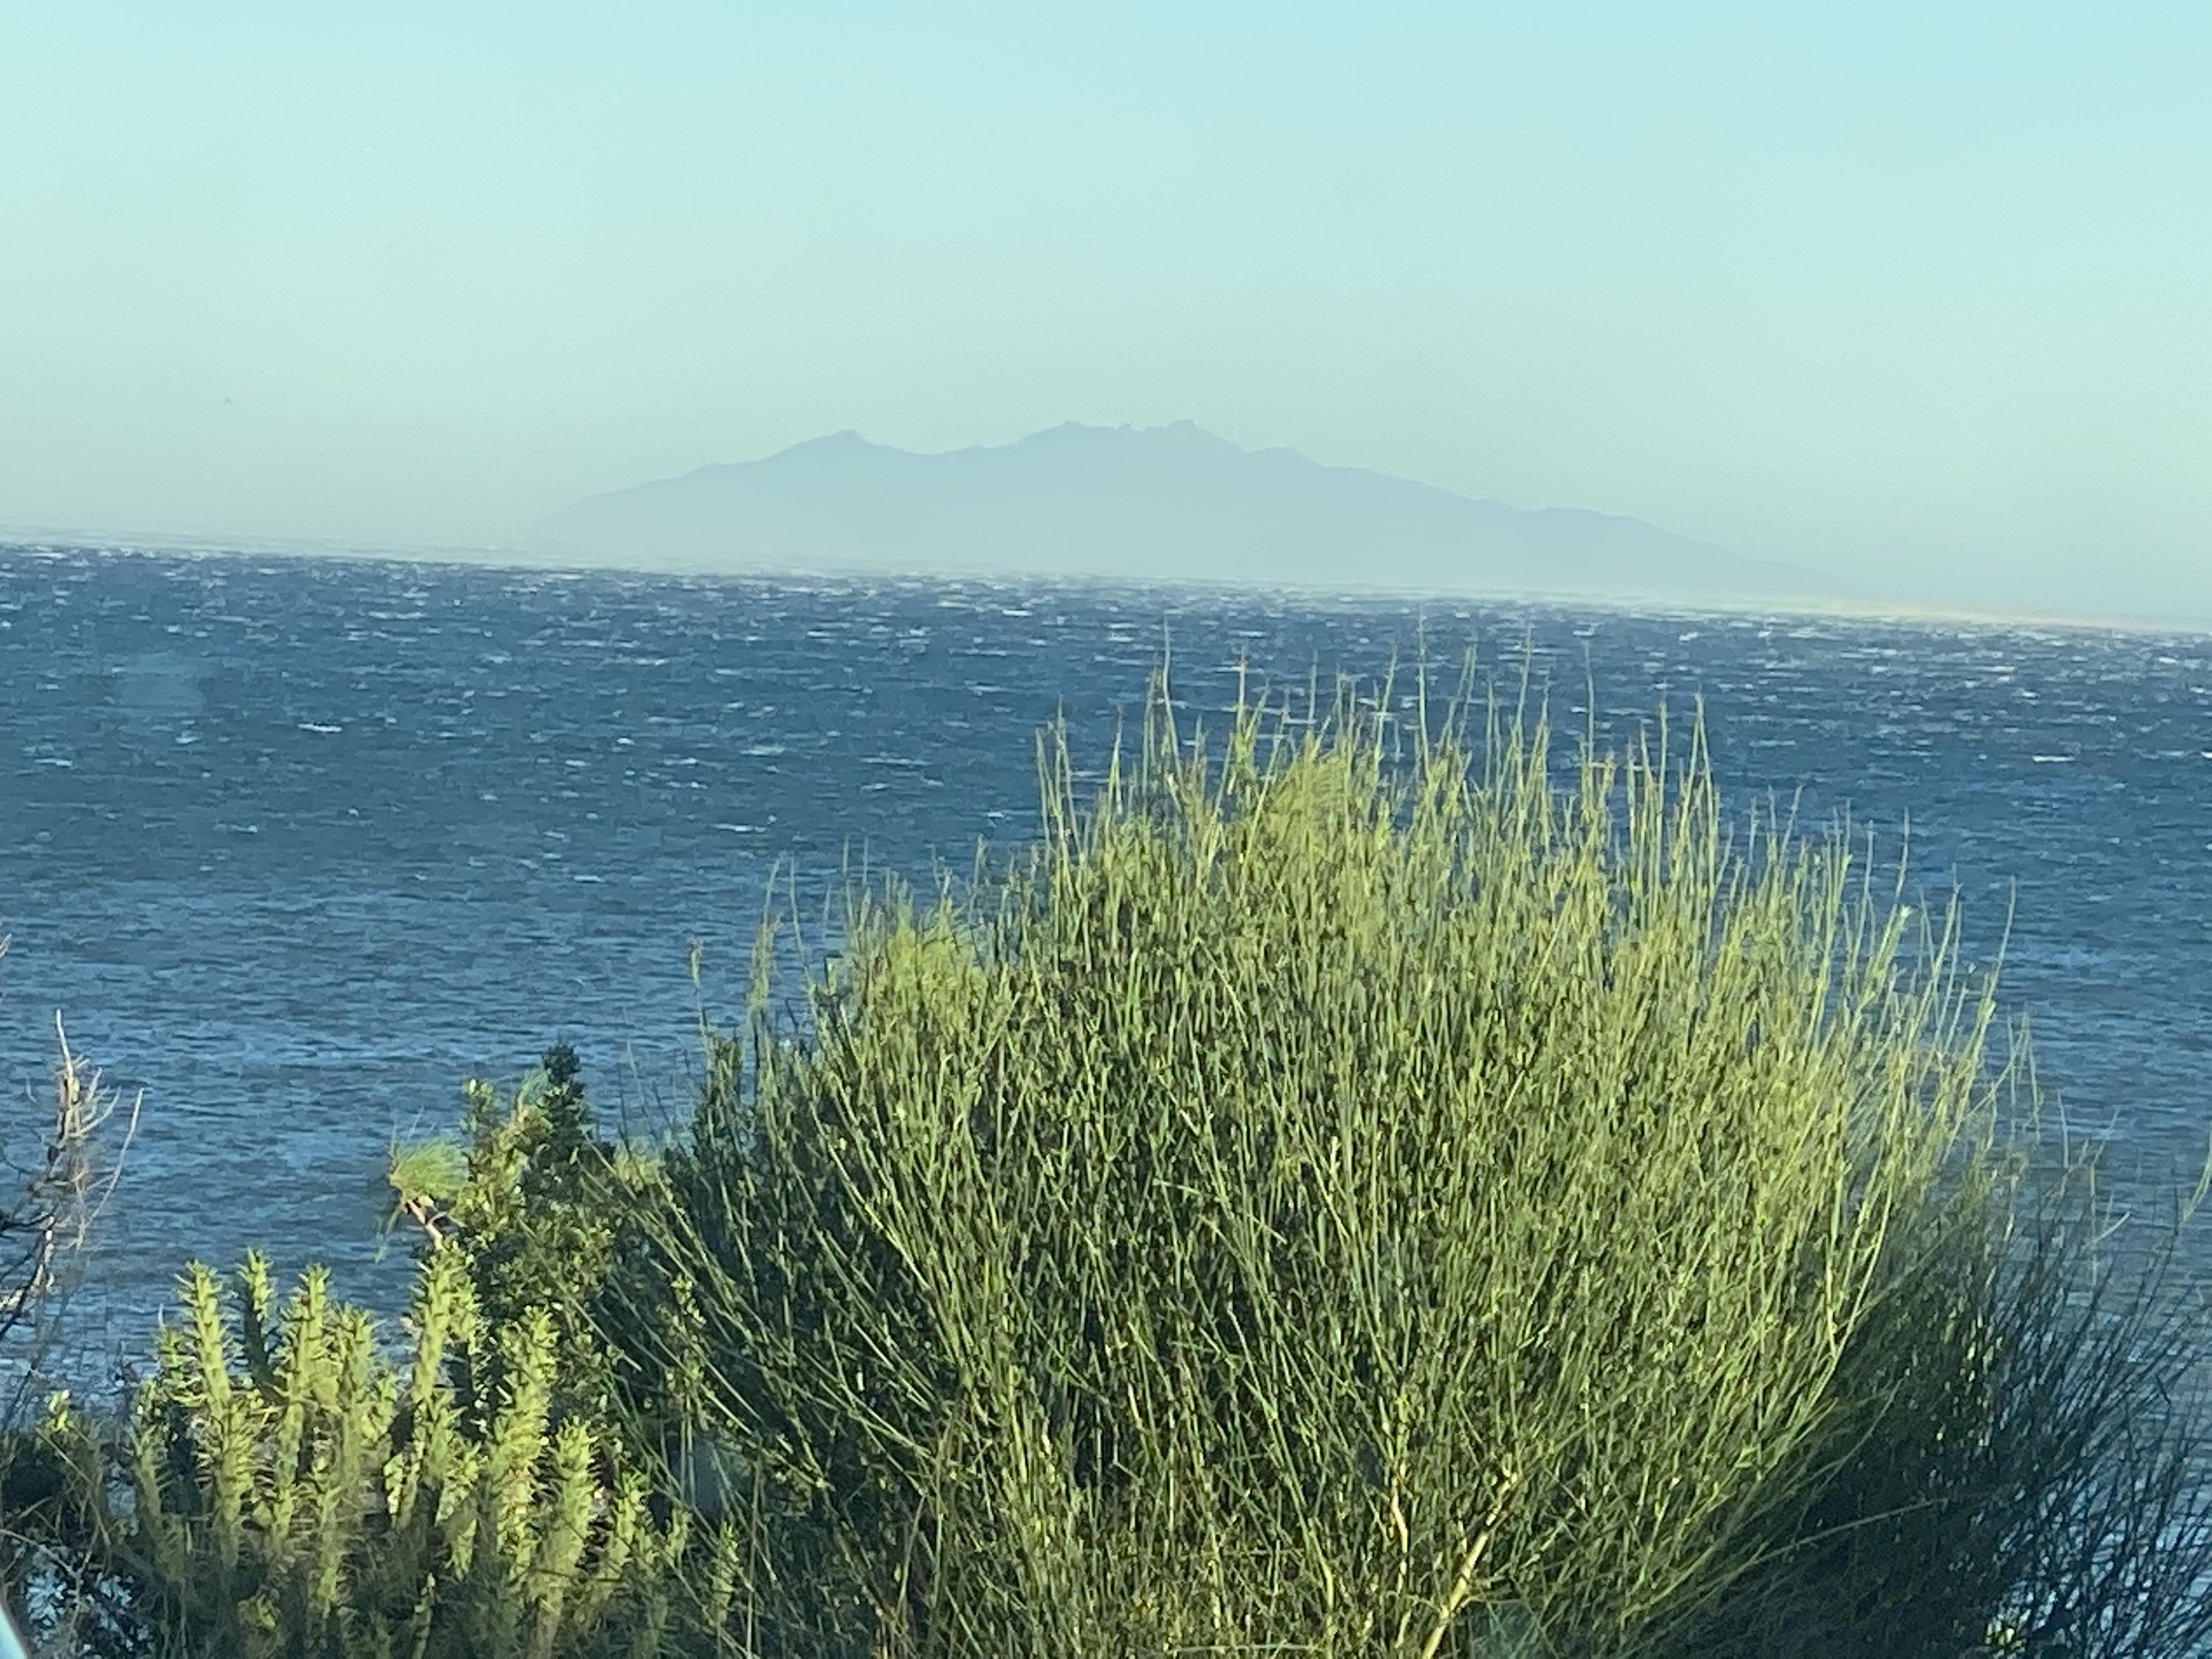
{"left": 538, "top": 421, "right": 1847, "bottom": 605}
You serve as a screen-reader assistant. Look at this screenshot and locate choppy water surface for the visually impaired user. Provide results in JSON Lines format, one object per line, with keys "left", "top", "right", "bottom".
{"left": 2, "top": 545, "right": 2209, "bottom": 1371}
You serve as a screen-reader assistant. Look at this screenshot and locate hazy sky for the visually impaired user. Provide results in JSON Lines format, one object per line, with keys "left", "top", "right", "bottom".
{"left": 4, "top": 3, "right": 2208, "bottom": 618}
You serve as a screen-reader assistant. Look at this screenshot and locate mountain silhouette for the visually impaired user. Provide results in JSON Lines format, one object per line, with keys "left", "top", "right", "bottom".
{"left": 538, "top": 421, "right": 1844, "bottom": 604}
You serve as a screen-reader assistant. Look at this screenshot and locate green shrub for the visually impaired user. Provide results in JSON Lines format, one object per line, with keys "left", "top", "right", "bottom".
{"left": 37, "top": 1244, "right": 683, "bottom": 1658}
{"left": 390, "top": 1046, "right": 674, "bottom": 1443}
{"left": 641, "top": 676, "right": 2212, "bottom": 1658}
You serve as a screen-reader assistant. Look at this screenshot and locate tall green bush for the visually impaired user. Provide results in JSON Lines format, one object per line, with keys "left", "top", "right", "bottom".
{"left": 646, "top": 679, "right": 2049, "bottom": 1657}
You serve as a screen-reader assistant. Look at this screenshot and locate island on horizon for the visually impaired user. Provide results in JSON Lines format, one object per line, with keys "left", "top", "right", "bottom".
{"left": 535, "top": 421, "right": 1858, "bottom": 611}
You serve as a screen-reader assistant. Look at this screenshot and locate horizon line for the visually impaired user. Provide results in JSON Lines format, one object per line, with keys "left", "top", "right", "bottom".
{"left": 5, "top": 524, "right": 2209, "bottom": 641}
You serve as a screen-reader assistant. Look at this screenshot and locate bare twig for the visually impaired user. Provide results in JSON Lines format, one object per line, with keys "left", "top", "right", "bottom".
{"left": 0, "top": 989, "right": 141, "bottom": 1421}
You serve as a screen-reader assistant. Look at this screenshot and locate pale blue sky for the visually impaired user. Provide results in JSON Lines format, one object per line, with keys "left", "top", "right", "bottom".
{"left": 3, "top": 3, "right": 2208, "bottom": 617}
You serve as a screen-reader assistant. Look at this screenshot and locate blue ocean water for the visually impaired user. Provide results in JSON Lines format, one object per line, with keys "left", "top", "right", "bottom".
{"left": 2, "top": 544, "right": 2210, "bottom": 1376}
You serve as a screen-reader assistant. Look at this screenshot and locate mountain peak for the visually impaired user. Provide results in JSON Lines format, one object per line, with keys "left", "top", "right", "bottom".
{"left": 1012, "top": 418, "right": 1236, "bottom": 450}
{"left": 775, "top": 427, "right": 881, "bottom": 456}
{"left": 540, "top": 424, "right": 1843, "bottom": 605}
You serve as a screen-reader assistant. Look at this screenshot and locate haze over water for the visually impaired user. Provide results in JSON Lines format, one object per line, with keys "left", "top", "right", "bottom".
{"left": 3, "top": 545, "right": 2210, "bottom": 1376}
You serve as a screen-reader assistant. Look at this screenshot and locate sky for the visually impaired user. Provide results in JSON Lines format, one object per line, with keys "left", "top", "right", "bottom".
{"left": 2, "top": 3, "right": 2209, "bottom": 619}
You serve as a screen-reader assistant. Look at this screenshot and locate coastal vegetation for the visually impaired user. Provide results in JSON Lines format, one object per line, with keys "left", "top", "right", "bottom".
{"left": 4, "top": 674, "right": 2211, "bottom": 1656}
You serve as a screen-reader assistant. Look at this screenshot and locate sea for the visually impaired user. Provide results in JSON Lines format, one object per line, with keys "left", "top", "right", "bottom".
{"left": 2, "top": 543, "right": 2210, "bottom": 1385}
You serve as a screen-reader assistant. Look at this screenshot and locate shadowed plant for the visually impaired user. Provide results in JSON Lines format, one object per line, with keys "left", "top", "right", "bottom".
{"left": 390, "top": 1046, "right": 679, "bottom": 1452}
{"left": 1642, "top": 1142, "right": 2212, "bottom": 1659}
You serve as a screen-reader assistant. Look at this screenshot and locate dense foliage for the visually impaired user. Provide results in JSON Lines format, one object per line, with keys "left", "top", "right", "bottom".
{"left": 36, "top": 1247, "right": 686, "bottom": 1659}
